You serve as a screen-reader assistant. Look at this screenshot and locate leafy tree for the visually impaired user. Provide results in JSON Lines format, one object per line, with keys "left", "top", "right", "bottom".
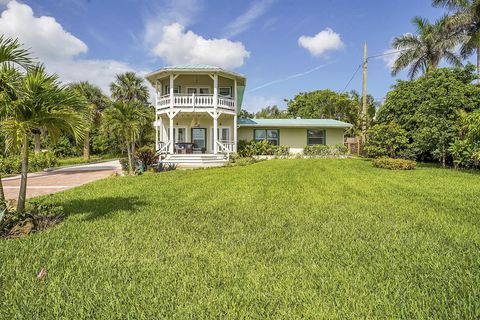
{"left": 377, "top": 65, "right": 480, "bottom": 166}
{"left": 1, "top": 66, "right": 87, "bottom": 212}
{"left": 102, "top": 101, "right": 149, "bottom": 172}
{"left": 391, "top": 16, "right": 462, "bottom": 79}
{"left": 110, "top": 72, "right": 149, "bottom": 104}
{"left": 286, "top": 89, "right": 376, "bottom": 136}
{"left": 364, "top": 123, "right": 413, "bottom": 159}
{"left": 239, "top": 109, "right": 254, "bottom": 119}
{"left": 432, "top": 0, "right": 480, "bottom": 80}
{"left": 0, "top": 36, "right": 34, "bottom": 208}
{"left": 449, "top": 109, "right": 480, "bottom": 168}
{"left": 70, "top": 82, "right": 109, "bottom": 160}
{"left": 255, "top": 105, "right": 289, "bottom": 119}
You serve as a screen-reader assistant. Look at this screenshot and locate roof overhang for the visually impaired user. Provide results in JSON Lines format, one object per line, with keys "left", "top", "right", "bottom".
{"left": 145, "top": 67, "right": 246, "bottom": 86}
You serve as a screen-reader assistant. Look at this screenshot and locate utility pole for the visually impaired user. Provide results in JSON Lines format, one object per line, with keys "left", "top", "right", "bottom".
{"left": 362, "top": 42, "right": 368, "bottom": 143}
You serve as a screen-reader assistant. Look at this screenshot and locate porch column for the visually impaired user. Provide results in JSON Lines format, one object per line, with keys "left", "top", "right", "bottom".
{"left": 155, "top": 114, "right": 159, "bottom": 150}
{"left": 233, "top": 114, "right": 238, "bottom": 152}
{"left": 169, "top": 74, "right": 174, "bottom": 109}
{"left": 213, "top": 112, "right": 218, "bottom": 154}
{"left": 169, "top": 115, "right": 174, "bottom": 154}
{"left": 213, "top": 74, "right": 218, "bottom": 154}
{"left": 213, "top": 74, "right": 218, "bottom": 110}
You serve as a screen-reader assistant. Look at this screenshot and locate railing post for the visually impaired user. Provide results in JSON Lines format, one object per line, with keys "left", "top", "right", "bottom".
{"left": 233, "top": 114, "right": 237, "bottom": 152}
{"left": 192, "top": 92, "right": 195, "bottom": 111}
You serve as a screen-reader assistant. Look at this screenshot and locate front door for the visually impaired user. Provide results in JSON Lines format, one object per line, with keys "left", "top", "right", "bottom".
{"left": 192, "top": 128, "right": 207, "bottom": 150}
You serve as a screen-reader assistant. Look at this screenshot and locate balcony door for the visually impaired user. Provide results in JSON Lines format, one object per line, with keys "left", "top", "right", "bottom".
{"left": 192, "top": 128, "right": 207, "bottom": 150}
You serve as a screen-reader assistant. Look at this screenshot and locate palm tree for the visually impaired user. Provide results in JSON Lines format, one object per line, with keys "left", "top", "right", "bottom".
{"left": 102, "top": 101, "right": 148, "bottom": 172}
{"left": 110, "top": 72, "right": 149, "bottom": 104}
{"left": 391, "top": 16, "right": 463, "bottom": 79}
{"left": 1, "top": 65, "right": 87, "bottom": 212}
{"left": 0, "top": 36, "right": 34, "bottom": 208}
{"left": 70, "top": 82, "right": 109, "bottom": 160}
{"left": 432, "top": 0, "right": 480, "bottom": 81}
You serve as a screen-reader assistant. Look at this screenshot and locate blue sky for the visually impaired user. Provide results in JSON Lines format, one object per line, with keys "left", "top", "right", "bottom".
{"left": 0, "top": 0, "right": 453, "bottom": 111}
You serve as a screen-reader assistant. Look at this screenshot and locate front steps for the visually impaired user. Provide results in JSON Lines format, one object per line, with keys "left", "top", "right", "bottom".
{"left": 161, "top": 154, "right": 228, "bottom": 168}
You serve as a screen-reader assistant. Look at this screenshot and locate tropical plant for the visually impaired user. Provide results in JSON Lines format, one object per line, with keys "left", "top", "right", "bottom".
{"left": 303, "top": 144, "right": 348, "bottom": 157}
{"left": 391, "top": 16, "right": 463, "bottom": 79}
{"left": 0, "top": 36, "right": 34, "bottom": 209}
{"left": 286, "top": 89, "right": 376, "bottom": 136}
{"left": 70, "top": 82, "right": 109, "bottom": 160}
{"left": 0, "top": 65, "right": 87, "bottom": 212}
{"left": 110, "top": 72, "right": 149, "bottom": 104}
{"left": 255, "top": 105, "right": 289, "bottom": 119}
{"left": 364, "top": 123, "right": 413, "bottom": 159}
{"left": 377, "top": 65, "right": 480, "bottom": 166}
{"left": 102, "top": 101, "right": 149, "bottom": 172}
{"left": 432, "top": 0, "right": 480, "bottom": 81}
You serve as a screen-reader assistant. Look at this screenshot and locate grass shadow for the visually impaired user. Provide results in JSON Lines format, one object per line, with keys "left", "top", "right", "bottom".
{"left": 60, "top": 196, "right": 147, "bottom": 221}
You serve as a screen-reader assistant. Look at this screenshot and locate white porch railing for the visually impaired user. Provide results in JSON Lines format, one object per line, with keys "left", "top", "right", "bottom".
{"left": 156, "top": 141, "right": 171, "bottom": 156}
{"left": 216, "top": 141, "right": 234, "bottom": 159}
{"left": 157, "top": 94, "right": 235, "bottom": 111}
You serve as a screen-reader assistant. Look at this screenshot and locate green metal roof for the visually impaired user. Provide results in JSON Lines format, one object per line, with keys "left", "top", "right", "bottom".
{"left": 238, "top": 118, "right": 353, "bottom": 128}
{"left": 163, "top": 64, "right": 223, "bottom": 70}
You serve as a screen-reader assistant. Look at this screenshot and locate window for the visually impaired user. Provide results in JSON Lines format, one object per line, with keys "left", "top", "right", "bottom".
{"left": 254, "top": 129, "right": 279, "bottom": 146}
{"left": 170, "top": 127, "right": 186, "bottom": 142}
{"left": 165, "top": 85, "right": 181, "bottom": 94}
{"left": 307, "top": 129, "right": 325, "bottom": 145}
{"left": 187, "top": 87, "right": 210, "bottom": 95}
{"left": 219, "top": 87, "right": 232, "bottom": 97}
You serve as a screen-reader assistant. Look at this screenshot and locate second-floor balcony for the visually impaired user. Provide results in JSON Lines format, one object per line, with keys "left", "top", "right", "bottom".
{"left": 157, "top": 93, "right": 236, "bottom": 111}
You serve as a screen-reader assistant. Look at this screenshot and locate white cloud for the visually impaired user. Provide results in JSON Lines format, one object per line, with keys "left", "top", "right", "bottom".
{"left": 152, "top": 23, "right": 250, "bottom": 69}
{"left": 243, "top": 95, "right": 281, "bottom": 113}
{"left": 378, "top": 49, "right": 400, "bottom": 69}
{"left": 224, "top": 0, "right": 274, "bottom": 38}
{"left": 0, "top": 1, "right": 139, "bottom": 94}
{"left": 143, "top": 0, "right": 200, "bottom": 47}
{"left": 298, "top": 28, "right": 344, "bottom": 57}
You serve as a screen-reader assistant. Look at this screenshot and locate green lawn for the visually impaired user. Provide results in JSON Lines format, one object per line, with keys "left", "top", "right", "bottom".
{"left": 1, "top": 159, "right": 480, "bottom": 319}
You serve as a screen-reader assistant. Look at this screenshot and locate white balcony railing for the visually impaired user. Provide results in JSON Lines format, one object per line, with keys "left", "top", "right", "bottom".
{"left": 157, "top": 94, "right": 235, "bottom": 111}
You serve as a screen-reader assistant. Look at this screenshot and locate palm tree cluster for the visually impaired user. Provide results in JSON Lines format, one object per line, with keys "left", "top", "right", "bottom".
{"left": 392, "top": 0, "right": 480, "bottom": 80}
{"left": 0, "top": 36, "right": 152, "bottom": 212}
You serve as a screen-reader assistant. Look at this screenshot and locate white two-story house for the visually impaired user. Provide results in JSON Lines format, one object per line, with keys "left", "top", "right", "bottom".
{"left": 145, "top": 64, "right": 352, "bottom": 167}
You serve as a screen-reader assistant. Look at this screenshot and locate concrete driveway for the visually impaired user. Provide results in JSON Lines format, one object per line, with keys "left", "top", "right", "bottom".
{"left": 2, "top": 160, "right": 122, "bottom": 200}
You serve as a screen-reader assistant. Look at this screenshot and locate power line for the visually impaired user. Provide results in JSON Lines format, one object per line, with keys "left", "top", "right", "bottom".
{"left": 367, "top": 49, "right": 408, "bottom": 60}
{"left": 341, "top": 63, "right": 363, "bottom": 93}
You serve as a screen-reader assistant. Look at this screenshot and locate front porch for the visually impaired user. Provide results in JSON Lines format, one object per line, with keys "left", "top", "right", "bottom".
{"left": 155, "top": 112, "right": 237, "bottom": 156}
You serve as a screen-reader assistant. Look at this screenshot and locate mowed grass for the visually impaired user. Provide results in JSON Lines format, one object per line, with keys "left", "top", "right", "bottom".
{"left": 1, "top": 159, "right": 480, "bottom": 319}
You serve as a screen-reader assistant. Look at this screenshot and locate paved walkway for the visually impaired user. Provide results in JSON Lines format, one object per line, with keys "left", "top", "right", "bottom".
{"left": 3, "top": 160, "right": 122, "bottom": 200}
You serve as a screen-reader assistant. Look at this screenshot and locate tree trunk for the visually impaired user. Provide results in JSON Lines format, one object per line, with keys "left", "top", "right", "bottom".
{"left": 83, "top": 131, "right": 90, "bottom": 160}
{"left": 0, "top": 172, "right": 5, "bottom": 210}
{"left": 34, "top": 132, "right": 41, "bottom": 154}
{"left": 126, "top": 142, "right": 133, "bottom": 173}
{"left": 17, "top": 135, "right": 29, "bottom": 213}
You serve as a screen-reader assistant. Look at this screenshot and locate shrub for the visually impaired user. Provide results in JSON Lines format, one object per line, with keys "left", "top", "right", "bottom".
{"left": 364, "top": 123, "right": 413, "bottom": 159}
{"left": 135, "top": 146, "right": 157, "bottom": 169}
{"left": 152, "top": 162, "right": 177, "bottom": 172}
{"left": 48, "top": 136, "right": 80, "bottom": 157}
{"left": 227, "top": 154, "right": 260, "bottom": 166}
{"left": 237, "top": 140, "right": 290, "bottom": 157}
{"left": 0, "top": 151, "right": 57, "bottom": 175}
{"left": 30, "top": 151, "right": 57, "bottom": 171}
{"left": 1, "top": 198, "right": 64, "bottom": 239}
{"left": 372, "top": 157, "right": 416, "bottom": 170}
{"left": 303, "top": 144, "right": 348, "bottom": 157}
